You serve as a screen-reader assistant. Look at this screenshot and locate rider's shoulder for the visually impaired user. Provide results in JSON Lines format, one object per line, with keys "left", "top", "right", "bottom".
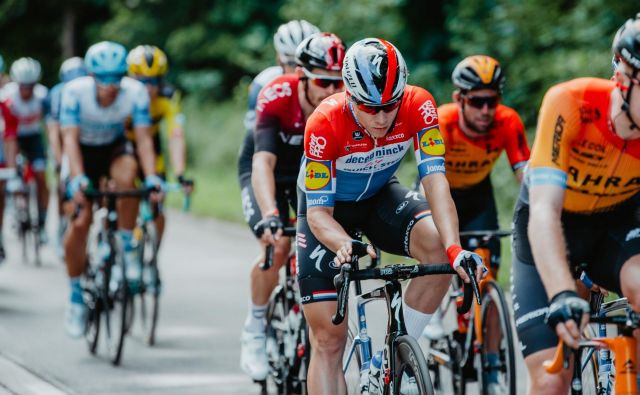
{"left": 63, "top": 76, "right": 93, "bottom": 92}
{"left": 544, "top": 77, "right": 614, "bottom": 105}
{"left": 252, "top": 66, "right": 283, "bottom": 87}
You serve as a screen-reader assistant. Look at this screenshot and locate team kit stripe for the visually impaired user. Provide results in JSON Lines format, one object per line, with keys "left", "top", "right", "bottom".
{"left": 312, "top": 290, "right": 337, "bottom": 300}
{"left": 380, "top": 39, "right": 397, "bottom": 104}
{"left": 414, "top": 210, "right": 432, "bottom": 220}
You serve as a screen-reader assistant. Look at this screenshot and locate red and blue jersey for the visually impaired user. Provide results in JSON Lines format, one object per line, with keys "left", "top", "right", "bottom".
{"left": 299, "top": 85, "right": 445, "bottom": 207}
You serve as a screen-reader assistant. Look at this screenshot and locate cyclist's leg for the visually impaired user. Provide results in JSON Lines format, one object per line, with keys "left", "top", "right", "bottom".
{"left": 297, "top": 204, "right": 347, "bottom": 395}
{"left": 364, "top": 178, "right": 451, "bottom": 339}
{"left": 110, "top": 142, "right": 137, "bottom": 230}
{"left": 19, "top": 134, "right": 49, "bottom": 231}
{"left": 152, "top": 137, "right": 166, "bottom": 244}
{"left": 512, "top": 202, "right": 572, "bottom": 394}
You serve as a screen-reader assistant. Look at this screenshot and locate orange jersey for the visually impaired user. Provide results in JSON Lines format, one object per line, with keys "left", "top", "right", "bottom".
{"left": 527, "top": 78, "right": 640, "bottom": 214}
{"left": 439, "top": 103, "right": 529, "bottom": 189}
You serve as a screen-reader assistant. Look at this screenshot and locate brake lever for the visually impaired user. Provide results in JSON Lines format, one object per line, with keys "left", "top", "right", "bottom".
{"left": 464, "top": 254, "right": 482, "bottom": 305}
{"left": 332, "top": 263, "right": 352, "bottom": 325}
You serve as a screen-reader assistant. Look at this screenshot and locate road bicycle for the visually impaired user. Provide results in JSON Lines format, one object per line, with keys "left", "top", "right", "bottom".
{"left": 338, "top": 238, "right": 481, "bottom": 395}
{"left": 259, "top": 225, "right": 310, "bottom": 395}
{"left": 128, "top": 181, "right": 193, "bottom": 346}
{"left": 81, "top": 187, "right": 153, "bottom": 366}
{"left": 425, "top": 230, "right": 515, "bottom": 395}
{"left": 544, "top": 295, "right": 638, "bottom": 395}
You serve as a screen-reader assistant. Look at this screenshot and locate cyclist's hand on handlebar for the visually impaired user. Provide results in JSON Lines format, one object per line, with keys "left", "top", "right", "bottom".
{"left": 255, "top": 213, "right": 283, "bottom": 245}
{"left": 545, "top": 290, "right": 590, "bottom": 349}
{"left": 447, "top": 245, "right": 487, "bottom": 283}
{"left": 334, "top": 239, "right": 377, "bottom": 266}
{"left": 145, "top": 174, "right": 165, "bottom": 203}
{"left": 68, "top": 175, "right": 90, "bottom": 203}
{"left": 177, "top": 175, "right": 194, "bottom": 195}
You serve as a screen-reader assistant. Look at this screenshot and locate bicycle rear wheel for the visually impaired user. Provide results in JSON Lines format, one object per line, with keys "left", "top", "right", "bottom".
{"left": 477, "top": 281, "right": 516, "bottom": 395}
{"left": 265, "top": 285, "right": 289, "bottom": 393}
{"left": 344, "top": 319, "right": 364, "bottom": 395}
{"left": 393, "top": 335, "right": 434, "bottom": 395}
{"left": 139, "top": 223, "right": 160, "bottom": 346}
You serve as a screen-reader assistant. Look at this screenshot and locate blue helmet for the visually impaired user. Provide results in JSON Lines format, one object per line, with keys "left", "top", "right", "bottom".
{"left": 59, "top": 57, "right": 88, "bottom": 82}
{"left": 84, "top": 41, "right": 128, "bottom": 76}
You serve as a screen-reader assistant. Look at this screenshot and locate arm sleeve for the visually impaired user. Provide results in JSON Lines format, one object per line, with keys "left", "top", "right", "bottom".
{"left": 302, "top": 112, "right": 337, "bottom": 208}
{"left": 59, "top": 85, "right": 80, "bottom": 129}
{"left": 504, "top": 111, "right": 530, "bottom": 172}
{"left": 253, "top": 89, "right": 281, "bottom": 155}
{"left": 132, "top": 86, "right": 152, "bottom": 127}
{"left": 411, "top": 90, "right": 446, "bottom": 180}
{"left": 527, "top": 85, "right": 580, "bottom": 188}
{"left": 165, "top": 92, "right": 185, "bottom": 138}
{"left": 1, "top": 101, "right": 18, "bottom": 139}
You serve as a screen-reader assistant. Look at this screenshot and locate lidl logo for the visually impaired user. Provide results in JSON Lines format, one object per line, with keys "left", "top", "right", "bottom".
{"left": 419, "top": 128, "right": 445, "bottom": 156}
{"left": 305, "top": 161, "right": 331, "bottom": 190}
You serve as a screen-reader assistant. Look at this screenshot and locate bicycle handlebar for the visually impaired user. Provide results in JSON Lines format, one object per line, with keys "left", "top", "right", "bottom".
{"left": 261, "top": 226, "right": 296, "bottom": 271}
{"left": 331, "top": 254, "right": 481, "bottom": 325}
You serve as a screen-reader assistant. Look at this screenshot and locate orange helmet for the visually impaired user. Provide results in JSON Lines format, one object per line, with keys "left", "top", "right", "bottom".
{"left": 452, "top": 55, "right": 504, "bottom": 93}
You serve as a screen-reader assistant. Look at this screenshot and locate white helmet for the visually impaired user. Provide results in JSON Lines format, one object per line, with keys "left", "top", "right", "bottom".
{"left": 10, "top": 57, "right": 42, "bottom": 84}
{"left": 273, "top": 20, "right": 320, "bottom": 65}
{"left": 59, "top": 56, "right": 87, "bottom": 82}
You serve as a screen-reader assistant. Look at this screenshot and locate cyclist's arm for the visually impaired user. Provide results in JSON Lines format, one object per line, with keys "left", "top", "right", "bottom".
{"left": 504, "top": 110, "right": 530, "bottom": 185}
{"left": 420, "top": 173, "right": 460, "bottom": 249}
{"left": 252, "top": 151, "right": 278, "bottom": 216}
{"left": 4, "top": 138, "right": 17, "bottom": 168}
{"left": 307, "top": 205, "right": 352, "bottom": 251}
{"left": 62, "top": 126, "right": 85, "bottom": 177}
{"left": 165, "top": 94, "right": 187, "bottom": 177}
{"left": 47, "top": 121, "right": 62, "bottom": 166}
{"left": 1, "top": 101, "right": 18, "bottom": 168}
{"left": 134, "top": 126, "right": 156, "bottom": 177}
{"left": 528, "top": 183, "right": 574, "bottom": 296}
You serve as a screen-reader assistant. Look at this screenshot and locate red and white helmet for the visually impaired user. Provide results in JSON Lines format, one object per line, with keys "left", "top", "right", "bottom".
{"left": 295, "top": 32, "right": 345, "bottom": 71}
{"left": 342, "top": 38, "right": 407, "bottom": 105}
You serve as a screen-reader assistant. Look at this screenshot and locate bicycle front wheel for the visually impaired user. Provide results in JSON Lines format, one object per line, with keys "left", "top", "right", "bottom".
{"left": 478, "top": 280, "right": 516, "bottom": 395}
{"left": 344, "top": 318, "right": 364, "bottom": 395}
{"left": 393, "top": 335, "right": 434, "bottom": 395}
{"left": 104, "top": 246, "right": 130, "bottom": 366}
{"left": 139, "top": 223, "right": 160, "bottom": 346}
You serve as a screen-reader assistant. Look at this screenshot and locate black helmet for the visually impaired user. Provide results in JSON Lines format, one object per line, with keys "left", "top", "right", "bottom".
{"left": 613, "top": 14, "right": 640, "bottom": 71}
{"left": 452, "top": 55, "right": 505, "bottom": 93}
{"left": 295, "top": 32, "right": 345, "bottom": 71}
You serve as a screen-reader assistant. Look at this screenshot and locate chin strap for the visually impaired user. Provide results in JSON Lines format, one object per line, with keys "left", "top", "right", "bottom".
{"left": 620, "top": 69, "right": 640, "bottom": 130}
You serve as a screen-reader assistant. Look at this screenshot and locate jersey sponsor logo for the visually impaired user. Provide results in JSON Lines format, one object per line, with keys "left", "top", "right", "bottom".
{"left": 308, "top": 133, "right": 327, "bottom": 157}
{"left": 344, "top": 144, "right": 405, "bottom": 164}
{"left": 552, "top": 115, "right": 565, "bottom": 164}
{"left": 307, "top": 195, "right": 330, "bottom": 206}
{"left": 305, "top": 160, "right": 332, "bottom": 190}
{"left": 567, "top": 166, "right": 640, "bottom": 189}
{"left": 579, "top": 106, "right": 601, "bottom": 123}
{"left": 352, "top": 130, "right": 364, "bottom": 141}
{"left": 418, "top": 99, "right": 438, "bottom": 125}
{"left": 386, "top": 133, "right": 405, "bottom": 142}
{"left": 310, "top": 245, "right": 328, "bottom": 272}
{"left": 395, "top": 200, "right": 409, "bottom": 214}
{"left": 279, "top": 132, "right": 303, "bottom": 145}
{"left": 419, "top": 127, "right": 445, "bottom": 156}
{"left": 256, "top": 81, "right": 292, "bottom": 112}
{"left": 446, "top": 158, "right": 494, "bottom": 171}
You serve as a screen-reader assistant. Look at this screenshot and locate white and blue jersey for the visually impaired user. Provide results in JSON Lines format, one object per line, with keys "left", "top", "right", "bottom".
{"left": 60, "top": 76, "right": 151, "bottom": 146}
{"left": 0, "top": 82, "right": 49, "bottom": 137}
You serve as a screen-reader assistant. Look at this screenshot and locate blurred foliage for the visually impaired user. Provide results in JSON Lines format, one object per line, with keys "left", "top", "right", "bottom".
{"left": 0, "top": 0, "right": 636, "bottom": 119}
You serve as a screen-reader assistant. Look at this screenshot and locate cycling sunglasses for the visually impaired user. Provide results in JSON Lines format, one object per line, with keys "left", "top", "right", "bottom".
{"left": 136, "top": 76, "right": 162, "bottom": 86}
{"left": 94, "top": 73, "right": 124, "bottom": 86}
{"left": 302, "top": 68, "right": 344, "bottom": 89}
{"left": 351, "top": 97, "right": 402, "bottom": 115}
{"left": 464, "top": 95, "right": 499, "bottom": 109}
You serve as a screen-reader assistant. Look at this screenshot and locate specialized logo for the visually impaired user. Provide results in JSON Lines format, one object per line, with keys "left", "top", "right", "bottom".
{"left": 419, "top": 127, "right": 445, "bottom": 156}
{"left": 304, "top": 160, "right": 332, "bottom": 190}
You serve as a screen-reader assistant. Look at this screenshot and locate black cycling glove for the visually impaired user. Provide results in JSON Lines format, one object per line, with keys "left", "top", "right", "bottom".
{"left": 254, "top": 215, "right": 284, "bottom": 236}
{"left": 545, "top": 290, "right": 590, "bottom": 329}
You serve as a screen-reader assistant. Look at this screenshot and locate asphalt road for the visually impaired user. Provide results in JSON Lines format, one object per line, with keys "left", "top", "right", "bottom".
{"left": 0, "top": 209, "right": 528, "bottom": 395}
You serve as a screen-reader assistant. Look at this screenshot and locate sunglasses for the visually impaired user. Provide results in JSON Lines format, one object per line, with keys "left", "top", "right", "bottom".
{"left": 136, "top": 76, "right": 162, "bottom": 86}
{"left": 352, "top": 97, "right": 402, "bottom": 115}
{"left": 464, "top": 95, "right": 499, "bottom": 109}
{"left": 94, "top": 73, "right": 124, "bottom": 86}
{"left": 302, "top": 68, "right": 344, "bottom": 89}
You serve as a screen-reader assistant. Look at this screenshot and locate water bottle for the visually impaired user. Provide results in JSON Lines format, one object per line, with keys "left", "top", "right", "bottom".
{"left": 368, "top": 351, "right": 383, "bottom": 395}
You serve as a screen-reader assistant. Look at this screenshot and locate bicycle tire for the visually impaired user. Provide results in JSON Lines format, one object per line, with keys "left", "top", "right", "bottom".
{"left": 104, "top": 239, "right": 129, "bottom": 366}
{"left": 478, "top": 281, "right": 516, "bottom": 395}
{"left": 140, "top": 223, "right": 160, "bottom": 346}
{"left": 393, "top": 335, "right": 434, "bottom": 395}
{"left": 265, "top": 285, "right": 289, "bottom": 393}
{"left": 298, "top": 314, "right": 311, "bottom": 395}
{"left": 84, "top": 275, "right": 101, "bottom": 355}
{"left": 580, "top": 325, "right": 601, "bottom": 395}
{"left": 344, "top": 318, "right": 363, "bottom": 395}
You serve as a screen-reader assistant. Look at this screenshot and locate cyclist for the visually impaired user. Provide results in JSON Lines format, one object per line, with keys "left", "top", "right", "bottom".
{"left": 126, "top": 45, "right": 191, "bottom": 246}
{"left": 2, "top": 57, "right": 50, "bottom": 243}
{"left": 60, "top": 41, "right": 161, "bottom": 338}
{"left": 238, "top": 19, "right": 320, "bottom": 184}
{"left": 297, "top": 38, "right": 486, "bottom": 395}
{"left": 511, "top": 15, "right": 640, "bottom": 395}
{"left": 239, "top": 31, "right": 345, "bottom": 382}
{"left": 47, "top": 57, "right": 88, "bottom": 257}
{"left": 422, "top": 55, "right": 529, "bottom": 391}
{"left": 0, "top": 95, "right": 19, "bottom": 262}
